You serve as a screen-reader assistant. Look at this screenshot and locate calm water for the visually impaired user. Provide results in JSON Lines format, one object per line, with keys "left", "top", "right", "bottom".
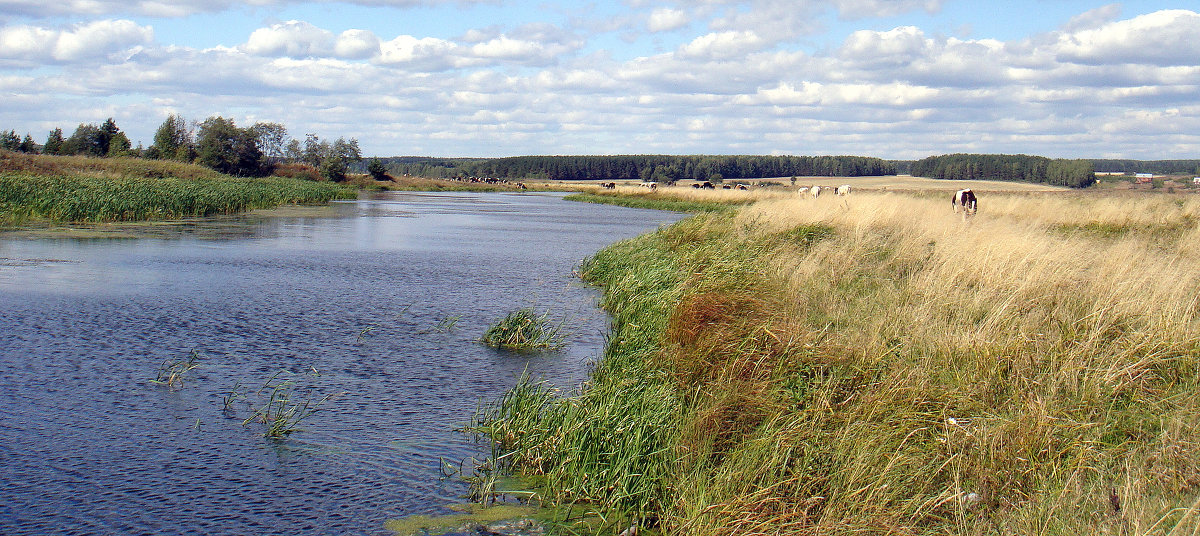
{"left": 0, "top": 192, "right": 682, "bottom": 535}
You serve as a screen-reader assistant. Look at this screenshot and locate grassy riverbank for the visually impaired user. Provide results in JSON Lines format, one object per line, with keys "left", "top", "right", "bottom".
{"left": 0, "top": 151, "right": 355, "bottom": 224}
{"left": 474, "top": 192, "right": 1200, "bottom": 535}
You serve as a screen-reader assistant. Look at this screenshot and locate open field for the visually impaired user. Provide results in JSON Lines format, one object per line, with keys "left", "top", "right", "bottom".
{"left": 475, "top": 190, "right": 1200, "bottom": 535}
{"left": 531, "top": 175, "right": 1071, "bottom": 193}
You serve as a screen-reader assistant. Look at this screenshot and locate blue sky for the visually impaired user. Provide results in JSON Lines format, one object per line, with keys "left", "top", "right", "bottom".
{"left": 1, "top": 1, "right": 1197, "bottom": 159}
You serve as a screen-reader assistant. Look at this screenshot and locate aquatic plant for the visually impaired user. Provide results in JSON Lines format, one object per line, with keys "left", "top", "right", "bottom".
{"left": 240, "top": 372, "right": 339, "bottom": 439}
{"left": 0, "top": 161, "right": 355, "bottom": 224}
{"left": 150, "top": 350, "right": 200, "bottom": 390}
{"left": 480, "top": 309, "right": 565, "bottom": 351}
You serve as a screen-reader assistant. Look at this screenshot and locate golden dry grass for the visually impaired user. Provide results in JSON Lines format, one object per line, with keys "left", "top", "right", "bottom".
{"left": 668, "top": 191, "right": 1200, "bottom": 534}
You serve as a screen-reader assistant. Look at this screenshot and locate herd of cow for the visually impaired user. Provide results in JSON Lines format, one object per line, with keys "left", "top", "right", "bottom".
{"left": 595, "top": 181, "right": 980, "bottom": 216}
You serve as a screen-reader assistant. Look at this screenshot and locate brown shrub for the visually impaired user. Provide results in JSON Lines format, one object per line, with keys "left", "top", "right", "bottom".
{"left": 272, "top": 163, "right": 322, "bottom": 181}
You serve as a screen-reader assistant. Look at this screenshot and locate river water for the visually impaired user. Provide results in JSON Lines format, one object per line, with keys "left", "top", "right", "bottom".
{"left": 0, "top": 192, "right": 682, "bottom": 536}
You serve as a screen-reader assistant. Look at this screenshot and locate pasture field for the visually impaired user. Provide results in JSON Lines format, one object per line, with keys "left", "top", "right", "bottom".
{"left": 474, "top": 190, "right": 1200, "bottom": 535}
{"left": 532, "top": 175, "right": 1070, "bottom": 193}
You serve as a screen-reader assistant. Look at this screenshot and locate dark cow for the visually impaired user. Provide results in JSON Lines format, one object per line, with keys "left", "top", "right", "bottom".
{"left": 700, "top": 181, "right": 715, "bottom": 189}
{"left": 953, "top": 189, "right": 978, "bottom": 215}
{"left": 600, "top": 182, "right": 616, "bottom": 189}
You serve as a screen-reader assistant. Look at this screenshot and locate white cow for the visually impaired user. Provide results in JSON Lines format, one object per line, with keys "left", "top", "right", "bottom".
{"left": 797, "top": 186, "right": 809, "bottom": 196}
{"left": 809, "top": 186, "right": 821, "bottom": 199}
{"left": 836, "top": 185, "right": 851, "bottom": 196}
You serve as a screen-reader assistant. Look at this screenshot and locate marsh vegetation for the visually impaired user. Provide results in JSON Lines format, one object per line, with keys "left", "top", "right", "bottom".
{"left": 0, "top": 151, "right": 354, "bottom": 224}
{"left": 481, "top": 309, "right": 567, "bottom": 351}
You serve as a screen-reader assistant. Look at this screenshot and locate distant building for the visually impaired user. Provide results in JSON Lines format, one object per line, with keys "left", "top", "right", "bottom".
{"left": 1135, "top": 173, "right": 1154, "bottom": 184}
{"left": 1193, "top": 177, "right": 1200, "bottom": 185}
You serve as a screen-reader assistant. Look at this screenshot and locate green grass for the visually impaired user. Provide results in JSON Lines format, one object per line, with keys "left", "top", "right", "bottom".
{"left": 481, "top": 309, "right": 567, "bottom": 351}
{"left": 470, "top": 225, "right": 696, "bottom": 532}
{"left": 0, "top": 150, "right": 355, "bottom": 224}
{"left": 564, "top": 192, "right": 736, "bottom": 213}
{"left": 149, "top": 350, "right": 201, "bottom": 390}
{"left": 0, "top": 173, "right": 354, "bottom": 223}
{"left": 240, "top": 372, "right": 338, "bottom": 439}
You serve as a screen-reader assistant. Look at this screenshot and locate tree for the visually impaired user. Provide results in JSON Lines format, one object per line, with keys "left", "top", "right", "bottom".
{"left": 318, "top": 138, "right": 362, "bottom": 182}
{"left": 62, "top": 123, "right": 104, "bottom": 156}
{"left": 19, "top": 134, "right": 39, "bottom": 153}
{"left": 44, "top": 128, "right": 64, "bottom": 155}
{"left": 284, "top": 139, "right": 302, "bottom": 163}
{"left": 0, "top": 130, "right": 20, "bottom": 151}
{"left": 106, "top": 131, "right": 132, "bottom": 157}
{"left": 367, "top": 158, "right": 389, "bottom": 180}
{"left": 97, "top": 117, "right": 119, "bottom": 156}
{"left": 195, "top": 116, "right": 267, "bottom": 177}
{"left": 150, "top": 114, "right": 193, "bottom": 161}
{"left": 251, "top": 122, "right": 288, "bottom": 163}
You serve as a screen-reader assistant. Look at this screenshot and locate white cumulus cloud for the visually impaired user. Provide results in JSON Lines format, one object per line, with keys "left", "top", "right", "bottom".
{"left": 678, "top": 31, "right": 766, "bottom": 60}
{"left": 647, "top": 8, "right": 689, "bottom": 32}
{"left": 242, "top": 21, "right": 334, "bottom": 58}
{"left": 0, "top": 19, "right": 152, "bottom": 64}
{"left": 1054, "top": 9, "right": 1200, "bottom": 66}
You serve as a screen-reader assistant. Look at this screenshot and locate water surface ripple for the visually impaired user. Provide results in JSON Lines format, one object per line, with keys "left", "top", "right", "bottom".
{"left": 0, "top": 192, "right": 682, "bottom": 535}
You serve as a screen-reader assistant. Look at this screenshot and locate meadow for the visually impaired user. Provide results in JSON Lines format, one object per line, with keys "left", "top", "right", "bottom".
{"left": 473, "top": 189, "right": 1200, "bottom": 535}
{"left": 0, "top": 150, "right": 356, "bottom": 224}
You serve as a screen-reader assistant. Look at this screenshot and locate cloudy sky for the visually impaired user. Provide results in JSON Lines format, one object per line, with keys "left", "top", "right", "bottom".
{"left": 1, "top": 1, "right": 1196, "bottom": 159}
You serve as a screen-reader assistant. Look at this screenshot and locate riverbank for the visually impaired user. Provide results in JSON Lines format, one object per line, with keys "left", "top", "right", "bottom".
{"left": 474, "top": 191, "right": 1200, "bottom": 534}
{"left": 0, "top": 151, "right": 356, "bottom": 225}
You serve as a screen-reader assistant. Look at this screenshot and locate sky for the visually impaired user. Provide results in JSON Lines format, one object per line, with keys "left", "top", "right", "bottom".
{"left": 0, "top": 1, "right": 1197, "bottom": 159}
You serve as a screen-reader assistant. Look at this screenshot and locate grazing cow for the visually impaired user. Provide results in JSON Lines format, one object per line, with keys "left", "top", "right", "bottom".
{"left": 953, "top": 189, "right": 978, "bottom": 214}
{"left": 810, "top": 186, "right": 822, "bottom": 199}
{"left": 700, "top": 181, "right": 715, "bottom": 189}
{"left": 836, "top": 185, "right": 851, "bottom": 196}
{"left": 797, "top": 187, "right": 809, "bottom": 196}
{"left": 600, "top": 182, "right": 616, "bottom": 189}
{"left": 737, "top": 184, "right": 748, "bottom": 190}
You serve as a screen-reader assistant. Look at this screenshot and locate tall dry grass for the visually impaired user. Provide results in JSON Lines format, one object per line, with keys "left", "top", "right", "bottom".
{"left": 685, "top": 192, "right": 1200, "bottom": 534}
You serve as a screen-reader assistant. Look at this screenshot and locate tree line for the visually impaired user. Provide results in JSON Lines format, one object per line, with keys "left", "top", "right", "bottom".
{"left": 455, "top": 155, "right": 897, "bottom": 182}
{"left": 1091, "top": 159, "right": 1200, "bottom": 175}
{"left": 910, "top": 154, "right": 1097, "bottom": 188}
{"left": 1, "top": 116, "right": 362, "bottom": 181}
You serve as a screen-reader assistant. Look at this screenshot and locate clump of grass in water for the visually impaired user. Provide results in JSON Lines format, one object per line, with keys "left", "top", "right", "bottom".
{"left": 481, "top": 309, "right": 565, "bottom": 351}
{"left": 237, "top": 371, "right": 339, "bottom": 439}
{"left": 150, "top": 349, "right": 200, "bottom": 389}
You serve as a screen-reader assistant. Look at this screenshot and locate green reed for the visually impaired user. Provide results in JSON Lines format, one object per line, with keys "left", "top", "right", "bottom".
{"left": 150, "top": 350, "right": 200, "bottom": 390}
{"left": 241, "top": 375, "right": 338, "bottom": 439}
{"left": 0, "top": 173, "right": 354, "bottom": 223}
{"left": 481, "top": 309, "right": 566, "bottom": 351}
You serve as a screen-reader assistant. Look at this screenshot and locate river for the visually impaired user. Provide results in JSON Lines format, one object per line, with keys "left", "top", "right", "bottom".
{"left": 0, "top": 191, "right": 682, "bottom": 535}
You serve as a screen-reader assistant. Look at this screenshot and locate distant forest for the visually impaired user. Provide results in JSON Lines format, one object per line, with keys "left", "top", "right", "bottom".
{"left": 910, "top": 154, "right": 1097, "bottom": 188}
{"left": 1091, "top": 159, "right": 1200, "bottom": 175}
{"left": 374, "top": 155, "right": 897, "bottom": 182}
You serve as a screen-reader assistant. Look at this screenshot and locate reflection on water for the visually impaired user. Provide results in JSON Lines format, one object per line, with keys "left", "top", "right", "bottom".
{"left": 0, "top": 192, "right": 682, "bottom": 536}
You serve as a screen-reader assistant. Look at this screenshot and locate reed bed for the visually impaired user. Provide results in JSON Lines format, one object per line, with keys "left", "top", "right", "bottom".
{"left": 0, "top": 173, "right": 354, "bottom": 223}
{"left": 474, "top": 191, "right": 1200, "bottom": 535}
